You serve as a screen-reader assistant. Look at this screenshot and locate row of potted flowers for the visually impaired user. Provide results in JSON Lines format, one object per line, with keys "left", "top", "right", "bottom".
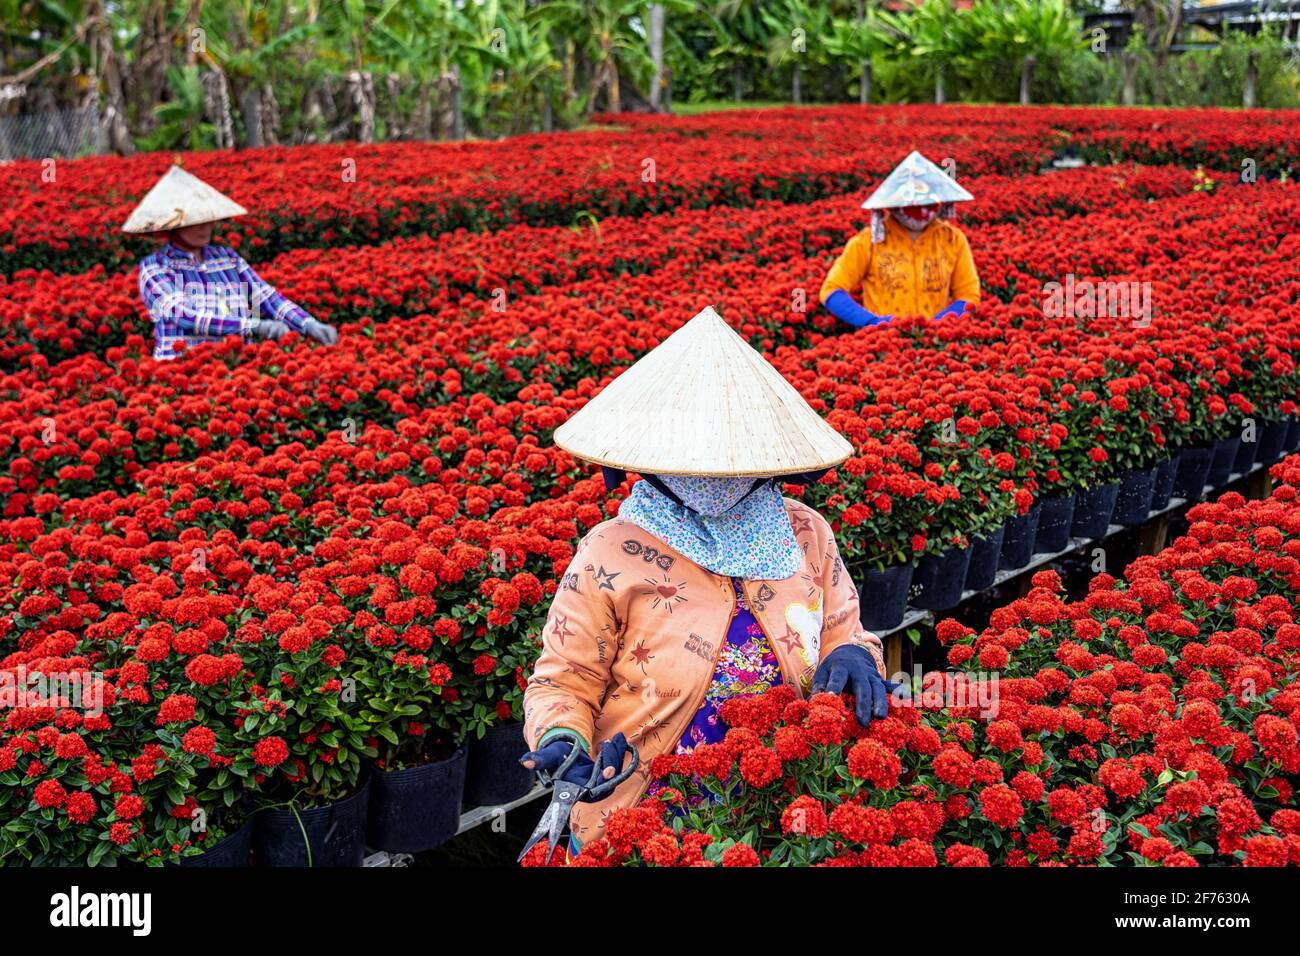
{"left": 537, "top": 454, "right": 1300, "bottom": 866}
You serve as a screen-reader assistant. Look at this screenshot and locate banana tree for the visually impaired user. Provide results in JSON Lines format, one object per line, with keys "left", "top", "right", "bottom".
{"left": 138, "top": 62, "right": 212, "bottom": 150}
{"left": 372, "top": 0, "right": 480, "bottom": 139}
{"left": 760, "top": 0, "right": 831, "bottom": 104}
{"left": 540, "top": 0, "right": 679, "bottom": 114}
{"left": 199, "top": 0, "right": 317, "bottom": 146}
{"left": 879, "top": 0, "right": 962, "bottom": 104}
{"left": 825, "top": 4, "right": 899, "bottom": 104}
{"left": 701, "top": 0, "right": 767, "bottom": 102}
{"left": 961, "top": 0, "right": 1084, "bottom": 104}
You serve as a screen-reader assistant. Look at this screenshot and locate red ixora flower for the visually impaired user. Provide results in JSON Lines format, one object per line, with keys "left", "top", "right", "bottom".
{"left": 252, "top": 736, "right": 290, "bottom": 767}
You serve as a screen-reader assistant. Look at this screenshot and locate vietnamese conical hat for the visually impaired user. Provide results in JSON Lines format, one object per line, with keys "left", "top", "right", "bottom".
{"left": 553, "top": 307, "right": 853, "bottom": 477}
{"left": 862, "top": 150, "right": 973, "bottom": 210}
{"left": 121, "top": 165, "right": 248, "bottom": 234}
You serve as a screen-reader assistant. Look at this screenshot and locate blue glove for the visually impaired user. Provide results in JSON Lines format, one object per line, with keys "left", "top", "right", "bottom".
{"left": 824, "top": 289, "right": 892, "bottom": 329}
{"left": 519, "top": 731, "right": 631, "bottom": 796}
{"left": 932, "top": 299, "right": 970, "bottom": 322}
{"left": 812, "top": 645, "right": 899, "bottom": 728}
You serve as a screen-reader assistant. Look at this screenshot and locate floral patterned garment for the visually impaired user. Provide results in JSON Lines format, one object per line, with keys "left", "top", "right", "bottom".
{"left": 602, "top": 578, "right": 785, "bottom": 848}
{"left": 676, "top": 577, "right": 784, "bottom": 753}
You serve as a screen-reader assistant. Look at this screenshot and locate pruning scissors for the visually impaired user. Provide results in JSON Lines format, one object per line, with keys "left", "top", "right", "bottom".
{"left": 517, "top": 739, "right": 640, "bottom": 865}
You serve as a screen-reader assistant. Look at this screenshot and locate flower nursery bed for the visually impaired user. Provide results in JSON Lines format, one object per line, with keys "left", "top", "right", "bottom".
{"left": 534, "top": 456, "right": 1300, "bottom": 867}
{"left": 1, "top": 105, "right": 1298, "bottom": 866}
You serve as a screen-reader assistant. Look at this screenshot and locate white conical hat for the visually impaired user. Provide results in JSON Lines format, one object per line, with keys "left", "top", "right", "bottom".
{"left": 862, "top": 150, "right": 974, "bottom": 210}
{"left": 121, "top": 165, "right": 248, "bottom": 233}
{"left": 553, "top": 307, "right": 853, "bottom": 477}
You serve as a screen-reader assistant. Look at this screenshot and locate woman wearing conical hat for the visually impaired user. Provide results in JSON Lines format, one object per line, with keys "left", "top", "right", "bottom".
{"left": 519, "top": 307, "right": 893, "bottom": 858}
{"left": 819, "top": 151, "right": 981, "bottom": 329}
{"left": 124, "top": 165, "right": 339, "bottom": 361}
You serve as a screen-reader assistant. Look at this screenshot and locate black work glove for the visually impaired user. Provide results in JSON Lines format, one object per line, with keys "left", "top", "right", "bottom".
{"left": 812, "top": 645, "right": 901, "bottom": 728}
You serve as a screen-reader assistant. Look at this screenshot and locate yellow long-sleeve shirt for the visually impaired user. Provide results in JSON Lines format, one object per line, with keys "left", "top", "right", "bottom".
{"left": 819, "top": 216, "right": 981, "bottom": 319}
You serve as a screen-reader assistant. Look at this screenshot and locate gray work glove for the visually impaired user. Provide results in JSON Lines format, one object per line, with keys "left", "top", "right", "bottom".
{"left": 252, "top": 319, "right": 290, "bottom": 341}
{"left": 302, "top": 318, "right": 339, "bottom": 345}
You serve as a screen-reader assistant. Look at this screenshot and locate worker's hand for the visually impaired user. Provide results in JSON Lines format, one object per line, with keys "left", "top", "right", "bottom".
{"left": 823, "top": 289, "right": 892, "bottom": 329}
{"left": 812, "top": 645, "right": 901, "bottom": 729}
{"left": 932, "top": 299, "right": 970, "bottom": 322}
{"left": 520, "top": 731, "right": 632, "bottom": 796}
{"left": 302, "top": 318, "right": 339, "bottom": 345}
{"left": 252, "top": 319, "right": 290, "bottom": 341}
{"left": 520, "top": 732, "right": 594, "bottom": 786}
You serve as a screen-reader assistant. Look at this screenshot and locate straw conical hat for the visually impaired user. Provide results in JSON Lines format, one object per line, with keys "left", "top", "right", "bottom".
{"left": 862, "top": 150, "right": 974, "bottom": 210}
{"left": 553, "top": 307, "right": 853, "bottom": 477}
{"left": 121, "top": 165, "right": 248, "bottom": 233}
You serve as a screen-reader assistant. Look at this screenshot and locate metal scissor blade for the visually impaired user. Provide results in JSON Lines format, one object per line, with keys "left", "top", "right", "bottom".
{"left": 517, "top": 784, "right": 575, "bottom": 864}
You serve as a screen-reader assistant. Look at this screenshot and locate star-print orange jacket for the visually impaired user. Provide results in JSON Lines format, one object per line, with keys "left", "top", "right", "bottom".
{"left": 523, "top": 498, "right": 886, "bottom": 849}
{"left": 819, "top": 216, "right": 980, "bottom": 319}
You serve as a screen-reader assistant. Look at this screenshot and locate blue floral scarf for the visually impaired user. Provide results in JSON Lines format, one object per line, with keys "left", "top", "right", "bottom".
{"left": 617, "top": 475, "right": 801, "bottom": 581}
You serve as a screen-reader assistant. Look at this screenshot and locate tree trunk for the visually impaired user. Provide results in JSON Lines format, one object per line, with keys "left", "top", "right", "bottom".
{"left": 414, "top": 83, "right": 433, "bottom": 139}
{"left": 261, "top": 84, "right": 280, "bottom": 145}
{"left": 1122, "top": 52, "right": 1137, "bottom": 106}
{"left": 240, "top": 84, "right": 263, "bottom": 147}
{"left": 733, "top": 63, "right": 743, "bottom": 102}
{"left": 1244, "top": 50, "right": 1258, "bottom": 108}
{"left": 608, "top": 59, "right": 621, "bottom": 113}
{"left": 385, "top": 72, "right": 403, "bottom": 140}
{"left": 792, "top": 62, "right": 801, "bottom": 104}
{"left": 1020, "top": 55, "right": 1035, "bottom": 106}
{"left": 648, "top": 4, "right": 665, "bottom": 110}
{"left": 451, "top": 66, "right": 464, "bottom": 140}
{"left": 861, "top": 60, "right": 872, "bottom": 105}
{"left": 935, "top": 64, "right": 945, "bottom": 105}
{"left": 202, "top": 69, "right": 234, "bottom": 149}
{"left": 348, "top": 70, "right": 375, "bottom": 143}
{"left": 88, "top": 4, "right": 134, "bottom": 155}
{"left": 1158, "top": 0, "right": 1182, "bottom": 67}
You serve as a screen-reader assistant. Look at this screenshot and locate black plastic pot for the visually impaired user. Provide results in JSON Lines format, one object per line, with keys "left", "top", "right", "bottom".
{"left": 255, "top": 774, "right": 372, "bottom": 867}
{"left": 1173, "top": 445, "right": 1214, "bottom": 500}
{"left": 1207, "top": 435, "right": 1241, "bottom": 487}
{"left": 1070, "top": 481, "right": 1120, "bottom": 539}
{"left": 1113, "top": 467, "right": 1158, "bottom": 527}
{"left": 1286, "top": 416, "right": 1300, "bottom": 454}
{"left": 177, "top": 816, "right": 253, "bottom": 868}
{"left": 1257, "top": 418, "right": 1290, "bottom": 465}
{"left": 465, "top": 723, "right": 532, "bottom": 807}
{"left": 367, "top": 747, "right": 467, "bottom": 854}
{"left": 857, "top": 561, "right": 915, "bottom": 631}
{"left": 1034, "top": 494, "right": 1076, "bottom": 554}
{"left": 963, "top": 523, "right": 1006, "bottom": 593}
{"left": 999, "top": 503, "right": 1042, "bottom": 571}
{"left": 1232, "top": 431, "right": 1260, "bottom": 474}
{"left": 1150, "top": 453, "right": 1180, "bottom": 512}
{"left": 912, "top": 544, "right": 973, "bottom": 612}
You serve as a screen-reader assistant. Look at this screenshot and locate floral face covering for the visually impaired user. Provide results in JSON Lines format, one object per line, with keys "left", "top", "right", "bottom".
{"left": 617, "top": 474, "right": 801, "bottom": 581}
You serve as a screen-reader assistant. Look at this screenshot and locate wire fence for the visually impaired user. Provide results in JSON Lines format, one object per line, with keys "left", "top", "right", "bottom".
{"left": 0, "top": 103, "right": 105, "bottom": 161}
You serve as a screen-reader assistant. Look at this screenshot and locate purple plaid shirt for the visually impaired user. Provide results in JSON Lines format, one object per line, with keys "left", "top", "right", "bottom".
{"left": 137, "top": 243, "right": 312, "bottom": 360}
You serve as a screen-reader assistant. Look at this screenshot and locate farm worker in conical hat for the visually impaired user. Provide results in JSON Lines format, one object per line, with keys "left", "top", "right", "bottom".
{"left": 124, "top": 165, "right": 339, "bottom": 361}
{"left": 519, "top": 306, "right": 894, "bottom": 859}
{"left": 819, "top": 150, "right": 981, "bottom": 329}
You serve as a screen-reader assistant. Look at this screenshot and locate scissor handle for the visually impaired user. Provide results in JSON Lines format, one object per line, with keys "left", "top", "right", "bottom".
{"left": 535, "top": 734, "right": 584, "bottom": 787}
{"left": 583, "top": 741, "right": 639, "bottom": 801}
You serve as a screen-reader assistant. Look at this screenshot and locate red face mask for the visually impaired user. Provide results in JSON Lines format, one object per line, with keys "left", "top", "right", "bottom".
{"left": 899, "top": 205, "right": 937, "bottom": 222}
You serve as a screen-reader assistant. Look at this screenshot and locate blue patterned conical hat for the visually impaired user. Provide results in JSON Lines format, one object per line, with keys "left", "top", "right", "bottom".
{"left": 861, "top": 151, "right": 974, "bottom": 210}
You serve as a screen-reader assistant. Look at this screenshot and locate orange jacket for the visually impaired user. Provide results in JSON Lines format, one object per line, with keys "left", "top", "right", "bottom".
{"left": 819, "top": 216, "right": 980, "bottom": 319}
{"left": 523, "top": 498, "right": 886, "bottom": 849}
